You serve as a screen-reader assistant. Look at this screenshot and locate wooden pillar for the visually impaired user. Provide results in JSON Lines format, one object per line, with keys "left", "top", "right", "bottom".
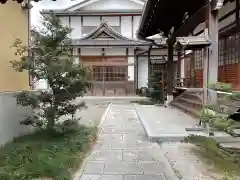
{"left": 203, "top": 4, "right": 219, "bottom": 104}
{"left": 148, "top": 49, "right": 151, "bottom": 88}
{"left": 166, "top": 42, "right": 174, "bottom": 104}
{"left": 135, "top": 55, "right": 139, "bottom": 91}
{"left": 177, "top": 51, "right": 181, "bottom": 80}
{"left": 190, "top": 52, "right": 195, "bottom": 87}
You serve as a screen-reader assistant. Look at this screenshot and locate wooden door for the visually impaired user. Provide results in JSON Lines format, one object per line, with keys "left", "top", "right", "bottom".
{"left": 81, "top": 56, "right": 129, "bottom": 96}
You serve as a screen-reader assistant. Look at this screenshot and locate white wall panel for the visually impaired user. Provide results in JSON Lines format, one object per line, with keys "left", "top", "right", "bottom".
{"left": 138, "top": 57, "right": 148, "bottom": 88}
{"left": 128, "top": 56, "right": 134, "bottom": 64}
{"left": 81, "top": 48, "right": 102, "bottom": 56}
{"left": 0, "top": 92, "right": 35, "bottom": 146}
{"left": 34, "top": 79, "right": 48, "bottom": 90}
{"left": 71, "top": 16, "right": 82, "bottom": 39}
{"left": 102, "top": 16, "right": 120, "bottom": 26}
{"left": 219, "top": 13, "right": 235, "bottom": 30}
{"left": 133, "top": 16, "right": 141, "bottom": 39}
{"left": 59, "top": 16, "right": 69, "bottom": 27}
{"left": 121, "top": 16, "right": 132, "bottom": 38}
{"left": 79, "top": 0, "right": 143, "bottom": 11}
{"left": 218, "top": 1, "right": 235, "bottom": 19}
{"left": 83, "top": 16, "right": 101, "bottom": 26}
{"left": 181, "top": 59, "right": 185, "bottom": 79}
{"left": 128, "top": 48, "right": 134, "bottom": 56}
{"left": 105, "top": 48, "right": 126, "bottom": 56}
{"left": 128, "top": 56, "right": 134, "bottom": 81}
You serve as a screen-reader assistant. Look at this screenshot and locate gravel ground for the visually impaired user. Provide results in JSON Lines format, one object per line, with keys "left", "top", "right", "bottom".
{"left": 59, "top": 100, "right": 109, "bottom": 127}
{"left": 159, "top": 142, "right": 223, "bottom": 180}
{"left": 77, "top": 102, "right": 109, "bottom": 126}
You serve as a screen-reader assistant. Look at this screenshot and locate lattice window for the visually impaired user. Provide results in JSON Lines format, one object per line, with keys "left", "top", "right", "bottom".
{"left": 93, "top": 66, "right": 104, "bottom": 81}
{"left": 92, "top": 66, "right": 127, "bottom": 81}
{"left": 221, "top": 33, "right": 240, "bottom": 65}
{"left": 194, "top": 49, "right": 203, "bottom": 69}
{"left": 218, "top": 38, "right": 225, "bottom": 66}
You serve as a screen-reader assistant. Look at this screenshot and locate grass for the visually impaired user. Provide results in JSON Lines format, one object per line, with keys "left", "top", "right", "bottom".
{"left": 185, "top": 135, "right": 240, "bottom": 179}
{"left": 0, "top": 125, "right": 97, "bottom": 180}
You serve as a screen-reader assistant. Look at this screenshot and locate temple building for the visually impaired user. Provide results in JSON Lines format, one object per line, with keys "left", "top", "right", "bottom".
{"left": 41, "top": 0, "right": 151, "bottom": 96}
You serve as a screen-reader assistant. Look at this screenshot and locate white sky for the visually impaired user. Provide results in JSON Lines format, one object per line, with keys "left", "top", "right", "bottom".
{"left": 30, "top": 0, "right": 83, "bottom": 28}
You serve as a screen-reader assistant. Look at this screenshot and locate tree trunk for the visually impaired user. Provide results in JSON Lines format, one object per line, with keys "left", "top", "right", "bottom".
{"left": 46, "top": 118, "right": 55, "bottom": 130}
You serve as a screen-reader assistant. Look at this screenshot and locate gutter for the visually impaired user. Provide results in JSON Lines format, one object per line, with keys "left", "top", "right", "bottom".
{"left": 136, "top": 0, "right": 152, "bottom": 40}
{"left": 137, "top": 0, "right": 160, "bottom": 40}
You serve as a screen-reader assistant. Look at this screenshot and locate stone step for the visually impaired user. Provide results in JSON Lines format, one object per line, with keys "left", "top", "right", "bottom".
{"left": 219, "top": 142, "right": 240, "bottom": 152}
{"left": 179, "top": 97, "right": 203, "bottom": 106}
{"left": 171, "top": 101, "right": 201, "bottom": 118}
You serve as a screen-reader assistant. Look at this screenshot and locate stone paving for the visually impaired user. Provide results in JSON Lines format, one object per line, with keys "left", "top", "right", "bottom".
{"left": 78, "top": 104, "right": 177, "bottom": 180}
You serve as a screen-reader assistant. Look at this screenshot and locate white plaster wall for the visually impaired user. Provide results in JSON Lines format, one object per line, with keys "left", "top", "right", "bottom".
{"left": 83, "top": 16, "right": 101, "bottom": 26}
{"left": 193, "top": 1, "right": 235, "bottom": 34}
{"left": 34, "top": 79, "right": 48, "bottom": 90}
{"left": 128, "top": 56, "right": 134, "bottom": 81}
{"left": 121, "top": 16, "right": 132, "bottom": 38}
{"left": 105, "top": 48, "right": 126, "bottom": 56}
{"left": 181, "top": 59, "right": 185, "bottom": 79}
{"left": 79, "top": 0, "right": 143, "bottom": 10}
{"left": 71, "top": 16, "right": 82, "bottom": 39}
{"left": 0, "top": 92, "right": 35, "bottom": 146}
{"left": 102, "top": 16, "right": 120, "bottom": 26}
{"left": 138, "top": 57, "right": 148, "bottom": 88}
{"left": 81, "top": 48, "right": 102, "bottom": 56}
{"left": 73, "top": 47, "right": 79, "bottom": 56}
{"left": 133, "top": 16, "right": 141, "bottom": 39}
{"left": 218, "top": 1, "right": 235, "bottom": 19}
{"left": 219, "top": 13, "right": 235, "bottom": 29}
{"left": 128, "top": 48, "right": 134, "bottom": 56}
{"left": 59, "top": 16, "right": 69, "bottom": 27}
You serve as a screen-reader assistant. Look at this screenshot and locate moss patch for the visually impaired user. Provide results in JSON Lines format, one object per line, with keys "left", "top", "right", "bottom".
{"left": 0, "top": 126, "right": 97, "bottom": 180}
{"left": 185, "top": 135, "right": 240, "bottom": 179}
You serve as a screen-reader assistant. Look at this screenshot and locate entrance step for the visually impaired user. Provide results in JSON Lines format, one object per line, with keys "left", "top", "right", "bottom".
{"left": 171, "top": 88, "right": 203, "bottom": 118}
{"left": 134, "top": 103, "right": 240, "bottom": 143}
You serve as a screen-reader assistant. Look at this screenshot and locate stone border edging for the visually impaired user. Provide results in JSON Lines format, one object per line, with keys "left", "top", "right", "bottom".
{"left": 133, "top": 104, "right": 180, "bottom": 180}
{"left": 73, "top": 102, "right": 112, "bottom": 180}
{"left": 98, "top": 102, "right": 112, "bottom": 128}
{"left": 133, "top": 104, "right": 158, "bottom": 142}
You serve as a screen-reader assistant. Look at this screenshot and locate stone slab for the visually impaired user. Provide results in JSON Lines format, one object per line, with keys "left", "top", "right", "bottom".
{"left": 134, "top": 104, "right": 240, "bottom": 143}
{"left": 124, "top": 175, "right": 166, "bottom": 180}
{"left": 84, "top": 161, "right": 105, "bottom": 174}
{"left": 104, "top": 161, "right": 143, "bottom": 175}
{"left": 77, "top": 104, "right": 179, "bottom": 180}
{"left": 81, "top": 175, "right": 123, "bottom": 180}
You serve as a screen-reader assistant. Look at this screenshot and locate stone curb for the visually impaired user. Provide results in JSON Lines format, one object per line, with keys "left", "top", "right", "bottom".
{"left": 98, "top": 102, "right": 112, "bottom": 128}
{"left": 133, "top": 104, "right": 180, "bottom": 180}
{"left": 153, "top": 145, "right": 180, "bottom": 180}
{"left": 133, "top": 103, "right": 157, "bottom": 142}
{"left": 133, "top": 104, "right": 189, "bottom": 142}
{"left": 73, "top": 103, "right": 112, "bottom": 180}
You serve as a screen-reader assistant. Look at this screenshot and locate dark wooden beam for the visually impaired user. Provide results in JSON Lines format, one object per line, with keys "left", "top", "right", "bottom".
{"left": 169, "top": 3, "right": 209, "bottom": 44}
{"left": 167, "top": 43, "right": 174, "bottom": 95}
{"left": 236, "top": 0, "right": 239, "bottom": 27}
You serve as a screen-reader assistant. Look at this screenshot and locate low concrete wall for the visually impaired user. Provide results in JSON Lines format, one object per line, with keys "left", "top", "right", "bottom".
{"left": 0, "top": 91, "right": 34, "bottom": 146}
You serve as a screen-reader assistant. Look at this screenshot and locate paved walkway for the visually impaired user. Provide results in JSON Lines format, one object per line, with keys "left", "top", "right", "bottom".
{"left": 78, "top": 104, "right": 178, "bottom": 180}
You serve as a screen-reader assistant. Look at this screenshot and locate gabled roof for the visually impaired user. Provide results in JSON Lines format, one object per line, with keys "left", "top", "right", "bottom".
{"left": 80, "top": 21, "right": 132, "bottom": 41}
{"left": 64, "top": 0, "right": 145, "bottom": 11}
{"left": 71, "top": 21, "right": 150, "bottom": 47}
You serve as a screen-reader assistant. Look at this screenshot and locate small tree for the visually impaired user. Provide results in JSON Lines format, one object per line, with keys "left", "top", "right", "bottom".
{"left": 11, "top": 12, "right": 91, "bottom": 131}
{"left": 148, "top": 71, "right": 166, "bottom": 103}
